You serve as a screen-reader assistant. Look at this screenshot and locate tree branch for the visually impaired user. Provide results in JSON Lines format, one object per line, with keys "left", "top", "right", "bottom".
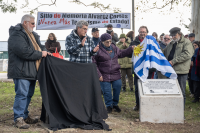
{"left": 23, "top": 0, "right": 57, "bottom": 14}
{"left": 70, "top": 0, "right": 121, "bottom": 13}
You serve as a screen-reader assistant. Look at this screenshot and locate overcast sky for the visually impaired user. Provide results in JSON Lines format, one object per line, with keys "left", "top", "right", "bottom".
{"left": 0, "top": 0, "right": 191, "bottom": 41}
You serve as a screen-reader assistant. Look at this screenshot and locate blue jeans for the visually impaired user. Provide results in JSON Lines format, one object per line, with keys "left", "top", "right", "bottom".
{"left": 100, "top": 79, "right": 122, "bottom": 107}
{"left": 13, "top": 79, "right": 36, "bottom": 122}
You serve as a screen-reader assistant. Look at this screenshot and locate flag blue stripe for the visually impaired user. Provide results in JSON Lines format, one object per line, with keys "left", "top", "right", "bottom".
{"left": 137, "top": 68, "right": 144, "bottom": 77}
{"left": 164, "top": 72, "right": 172, "bottom": 77}
{"left": 145, "top": 55, "right": 171, "bottom": 66}
{"left": 146, "top": 35, "right": 161, "bottom": 49}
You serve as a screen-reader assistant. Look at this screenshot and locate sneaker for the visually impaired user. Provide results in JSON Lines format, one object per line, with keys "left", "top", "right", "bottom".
{"left": 107, "top": 106, "right": 112, "bottom": 113}
{"left": 130, "top": 88, "right": 133, "bottom": 91}
{"left": 192, "top": 99, "right": 199, "bottom": 103}
{"left": 122, "top": 87, "right": 126, "bottom": 92}
{"left": 24, "top": 116, "right": 38, "bottom": 124}
{"left": 15, "top": 117, "right": 30, "bottom": 129}
{"left": 113, "top": 105, "right": 121, "bottom": 113}
{"left": 133, "top": 105, "right": 139, "bottom": 111}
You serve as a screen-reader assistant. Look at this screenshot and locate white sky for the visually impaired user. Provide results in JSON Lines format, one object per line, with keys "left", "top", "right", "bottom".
{"left": 0, "top": 0, "right": 192, "bottom": 41}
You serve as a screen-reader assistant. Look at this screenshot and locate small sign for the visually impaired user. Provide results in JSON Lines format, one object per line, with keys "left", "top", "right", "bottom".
{"left": 142, "top": 79, "right": 180, "bottom": 95}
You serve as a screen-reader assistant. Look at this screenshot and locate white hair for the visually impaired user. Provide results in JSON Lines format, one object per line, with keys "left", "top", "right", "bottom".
{"left": 163, "top": 34, "right": 170, "bottom": 38}
{"left": 76, "top": 20, "right": 88, "bottom": 30}
{"left": 21, "top": 14, "right": 35, "bottom": 24}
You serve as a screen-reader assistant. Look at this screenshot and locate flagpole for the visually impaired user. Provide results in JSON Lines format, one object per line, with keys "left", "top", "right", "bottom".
{"left": 132, "top": 0, "right": 135, "bottom": 38}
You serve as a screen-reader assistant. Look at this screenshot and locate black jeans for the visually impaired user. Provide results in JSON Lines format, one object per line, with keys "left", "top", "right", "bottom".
{"left": 193, "top": 81, "right": 200, "bottom": 100}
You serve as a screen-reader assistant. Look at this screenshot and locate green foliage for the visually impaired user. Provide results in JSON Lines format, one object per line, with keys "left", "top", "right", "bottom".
{"left": 0, "top": 0, "right": 17, "bottom": 13}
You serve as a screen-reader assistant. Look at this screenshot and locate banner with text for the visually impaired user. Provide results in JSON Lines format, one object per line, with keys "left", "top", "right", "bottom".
{"left": 36, "top": 12, "right": 131, "bottom": 30}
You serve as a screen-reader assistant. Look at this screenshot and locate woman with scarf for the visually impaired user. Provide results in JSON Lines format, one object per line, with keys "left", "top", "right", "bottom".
{"left": 92, "top": 33, "right": 134, "bottom": 113}
{"left": 45, "top": 33, "right": 61, "bottom": 53}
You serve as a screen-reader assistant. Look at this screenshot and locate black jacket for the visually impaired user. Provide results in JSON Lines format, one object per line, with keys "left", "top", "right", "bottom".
{"left": 7, "top": 23, "right": 46, "bottom": 80}
{"left": 130, "top": 36, "right": 140, "bottom": 46}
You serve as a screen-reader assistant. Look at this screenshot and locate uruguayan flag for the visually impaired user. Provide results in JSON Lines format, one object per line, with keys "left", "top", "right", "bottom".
{"left": 133, "top": 35, "right": 177, "bottom": 82}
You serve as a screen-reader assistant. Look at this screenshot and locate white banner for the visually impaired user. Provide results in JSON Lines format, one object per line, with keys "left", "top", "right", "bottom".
{"left": 36, "top": 12, "right": 131, "bottom": 30}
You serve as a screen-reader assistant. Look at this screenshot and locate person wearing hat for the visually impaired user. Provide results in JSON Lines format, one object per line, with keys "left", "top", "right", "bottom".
{"left": 116, "top": 34, "right": 133, "bottom": 92}
{"left": 162, "top": 27, "right": 194, "bottom": 107}
{"left": 92, "top": 33, "right": 134, "bottom": 113}
{"left": 106, "top": 24, "right": 119, "bottom": 45}
{"left": 92, "top": 28, "right": 100, "bottom": 47}
{"left": 188, "top": 33, "right": 195, "bottom": 43}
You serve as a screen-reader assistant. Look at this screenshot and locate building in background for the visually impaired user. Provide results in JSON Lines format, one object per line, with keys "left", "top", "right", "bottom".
{"left": 0, "top": 40, "right": 70, "bottom": 71}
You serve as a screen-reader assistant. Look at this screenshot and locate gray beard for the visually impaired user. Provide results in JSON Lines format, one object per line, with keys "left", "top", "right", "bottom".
{"left": 173, "top": 38, "right": 180, "bottom": 42}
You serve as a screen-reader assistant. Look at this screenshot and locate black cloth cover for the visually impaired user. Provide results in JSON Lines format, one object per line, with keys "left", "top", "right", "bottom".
{"left": 37, "top": 56, "right": 110, "bottom": 131}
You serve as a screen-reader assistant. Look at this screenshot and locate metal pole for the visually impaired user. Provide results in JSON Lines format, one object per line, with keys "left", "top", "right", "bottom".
{"left": 132, "top": 0, "right": 135, "bottom": 37}
{"left": 121, "top": 28, "right": 123, "bottom": 33}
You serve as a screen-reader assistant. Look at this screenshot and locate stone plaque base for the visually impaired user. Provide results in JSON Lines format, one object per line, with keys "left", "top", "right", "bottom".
{"left": 138, "top": 79, "right": 184, "bottom": 123}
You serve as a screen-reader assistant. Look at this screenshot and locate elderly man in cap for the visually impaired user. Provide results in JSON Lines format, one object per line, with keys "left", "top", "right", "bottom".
{"left": 92, "top": 28, "right": 100, "bottom": 46}
{"left": 106, "top": 24, "right": 119, "bottom": 45}
{"left": 188, "top": 33, "right": 195, "bottom": 43}
{"left": 162, "top": 27, "right": 194, "bottom": 106}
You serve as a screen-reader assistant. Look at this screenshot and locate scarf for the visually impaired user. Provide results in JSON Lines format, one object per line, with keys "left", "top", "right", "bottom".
{"left": 138, "top": 36, "right": 144, "bottom": 42}
{"left": 23, "top": 26, "right": 42, "bottom": 71}
{"left": 101, "top": 42, "right": 114, "bottom": 59}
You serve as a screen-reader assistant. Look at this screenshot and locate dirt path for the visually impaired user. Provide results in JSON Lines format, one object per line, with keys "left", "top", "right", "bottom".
{"left": 1, "top": 109, "right": 200, "bottom": 133}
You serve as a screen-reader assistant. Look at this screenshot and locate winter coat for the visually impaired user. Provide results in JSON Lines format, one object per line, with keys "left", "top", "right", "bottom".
{"left": 116, "top": 37, "right": 132, "bottom": 68}
{"left": 92, "top": 42, "right": 133, "bottom": 82}
{"left": 45, "top": 40, "right": 61, "bottom": 53}
{"left": 163, "top": 35, "right": 194, "bottom": 74}
{"left": 65, "top": 30, "right": 96, "bottom": 63}
{"left": 7, "top": 23, "right": 46, "bottom": 80}
{"left": 112, "top": 33, "right": 119, "bottom": 45}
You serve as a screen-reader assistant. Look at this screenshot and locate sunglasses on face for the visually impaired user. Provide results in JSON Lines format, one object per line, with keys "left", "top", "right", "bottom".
{"left": 164, "top": 38, "right": 170, "bottom": 40}
{"left": 27, "top": 21, "right": 35, "bottom": 25}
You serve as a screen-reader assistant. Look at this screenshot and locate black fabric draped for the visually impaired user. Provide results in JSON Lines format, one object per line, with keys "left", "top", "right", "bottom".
{"left": 37, "top": 56, "right": 110, "bottom": 131}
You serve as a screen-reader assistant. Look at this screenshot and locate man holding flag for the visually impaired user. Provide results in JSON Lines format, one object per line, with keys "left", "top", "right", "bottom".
{"left": 130, "top": 26, "right": 156, "bottom": 111}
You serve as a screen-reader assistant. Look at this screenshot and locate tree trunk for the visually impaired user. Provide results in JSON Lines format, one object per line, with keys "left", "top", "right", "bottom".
{"left": 189, "top": 0, "right": 200, "bottom": 41}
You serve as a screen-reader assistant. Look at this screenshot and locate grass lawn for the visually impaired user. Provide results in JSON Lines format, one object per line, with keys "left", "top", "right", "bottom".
{"left": 0, "top": 81, "right": 200, "bottom": 133}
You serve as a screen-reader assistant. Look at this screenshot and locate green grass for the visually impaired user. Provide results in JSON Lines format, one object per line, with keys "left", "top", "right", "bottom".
{"left": 0, "top": 71, "right": 7, "bottom": 73}
{"left": 0, "top": 82, "right": 41, "bottom": 115}
{"left": 0, "top": 81, "right": 200, "bottom": 124}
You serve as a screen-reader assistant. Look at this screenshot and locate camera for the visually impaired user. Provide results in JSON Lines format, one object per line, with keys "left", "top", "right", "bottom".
{"left": 106, "top": 30, "right": 113, "bottom": 35}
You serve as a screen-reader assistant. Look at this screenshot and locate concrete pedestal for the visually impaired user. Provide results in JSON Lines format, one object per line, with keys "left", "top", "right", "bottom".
{"left": 138, "top": 79, "right": 184, "bottom": 123}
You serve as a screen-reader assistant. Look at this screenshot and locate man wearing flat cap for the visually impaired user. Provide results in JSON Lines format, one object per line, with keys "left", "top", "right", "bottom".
{"left": 188, "top": 33, "right": 195, "bottom": 43}
{"left": 106, "top": 24, "right": 119, "bottom": 45}
{"left": 92, "top": 28, "right": 100, "bottom": 46}
{"left": 162, "top": 27, "right": 194, "bottom": 107}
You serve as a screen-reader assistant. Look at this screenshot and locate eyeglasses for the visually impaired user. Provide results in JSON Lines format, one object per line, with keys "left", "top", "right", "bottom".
{"left": 164, "top": 38, "right": 170, "bottom": 40}
{"left": 104, "top": 41, "right": 112, "bottom": 44}
{"left": 27, "top": 21, "right": 35, "bottom": 25}
{"left": 82, "top": 28, "right": 88, "bottom": 31}
{"left": 139, "top": 32, "right": 147, "bottom": 34}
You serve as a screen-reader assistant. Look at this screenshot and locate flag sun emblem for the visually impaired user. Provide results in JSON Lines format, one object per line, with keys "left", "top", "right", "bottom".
{"left": 134, "top": 43, "right": 144, "bottom": 57}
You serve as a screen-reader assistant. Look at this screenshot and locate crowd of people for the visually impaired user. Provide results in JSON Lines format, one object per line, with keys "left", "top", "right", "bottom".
{"left": 7, "top": 14, "right": 200, "bottom": 129}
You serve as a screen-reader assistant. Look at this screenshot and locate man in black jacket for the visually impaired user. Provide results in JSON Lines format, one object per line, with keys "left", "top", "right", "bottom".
{"left": 130, "top": 26, "right": 156, "bottom": 111}
{"left": 8, "top": 14, "right": 51, "bottom": 129}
